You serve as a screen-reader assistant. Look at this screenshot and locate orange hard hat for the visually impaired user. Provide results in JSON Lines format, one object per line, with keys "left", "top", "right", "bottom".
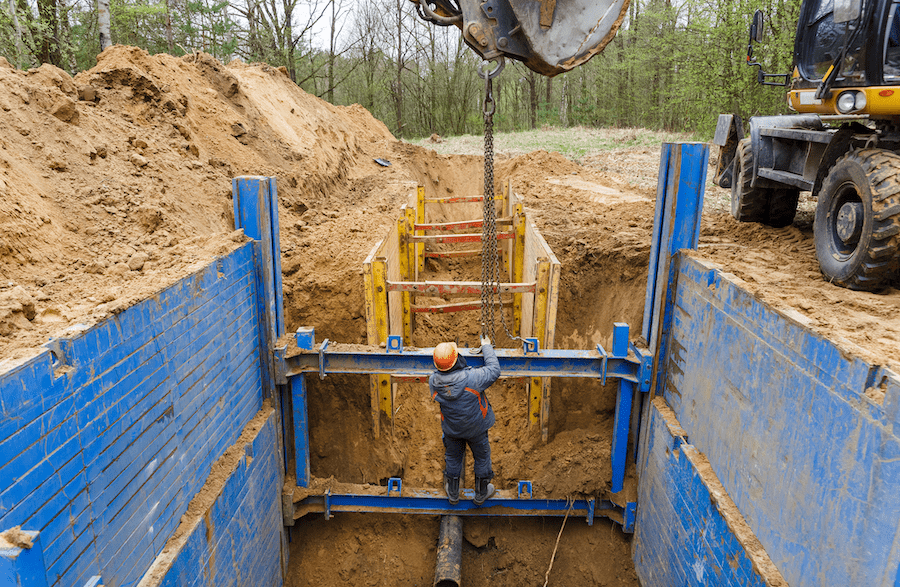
{"left": 433, "top": 342, "right": 458, "bottom": 371}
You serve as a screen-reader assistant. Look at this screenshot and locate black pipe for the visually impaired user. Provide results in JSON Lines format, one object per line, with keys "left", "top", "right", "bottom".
{"left": 434, "top": 515, "right": 463, "bottom": 587}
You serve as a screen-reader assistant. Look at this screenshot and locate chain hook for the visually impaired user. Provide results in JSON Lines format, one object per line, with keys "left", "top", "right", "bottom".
{"left": 477, "top": 57, "right": 505, "bottom": 80}
{"left": 483, "top": 77, "right": 495, "bottom": 117}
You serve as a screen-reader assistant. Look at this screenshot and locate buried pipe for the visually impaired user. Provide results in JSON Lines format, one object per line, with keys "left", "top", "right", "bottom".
{"left": 434, "top": 515, "right": 463, "bottom": 587}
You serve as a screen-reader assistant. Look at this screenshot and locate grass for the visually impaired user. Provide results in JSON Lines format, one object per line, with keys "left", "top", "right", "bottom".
{"left": 411, "top": 125, "right": 731, "bottom": 213}
{"left": 410, "top": 125, "right": 704, "bottom": 163}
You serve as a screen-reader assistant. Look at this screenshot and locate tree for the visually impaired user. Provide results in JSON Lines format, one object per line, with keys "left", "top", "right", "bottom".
{"left": 98, "top": 0, "right": 110, "bottom": 50}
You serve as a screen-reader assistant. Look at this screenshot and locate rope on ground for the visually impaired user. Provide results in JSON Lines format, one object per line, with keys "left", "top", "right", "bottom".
{"left": 542, "top": 496, "right": 575, "bottom": 587}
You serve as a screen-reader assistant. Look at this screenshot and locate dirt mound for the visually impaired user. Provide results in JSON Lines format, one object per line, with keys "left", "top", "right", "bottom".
{"left": 0, "top": 46, "right": 396, "bottom": 359}
{"left": 697, "top": 212, "right": 900, "bottom": 370}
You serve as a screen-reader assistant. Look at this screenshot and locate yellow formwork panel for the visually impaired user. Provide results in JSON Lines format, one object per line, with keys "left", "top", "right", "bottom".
{"left": 512, "top": 204, "right": 526, "bottom": 335}
{"left": 397, "top": 210, "right": 412, "bottom": 342}
{"left": 416, "top": 186, "right": 425, "bottom": 274}
{"left": 372, "top": 257, "right": 392, "bottom": 429}
{"left": 531, "top": 259, "right": 551, "bottom": 434}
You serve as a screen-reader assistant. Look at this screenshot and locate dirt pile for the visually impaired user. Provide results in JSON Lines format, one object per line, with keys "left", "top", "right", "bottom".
{"left": 0, "top": 46, "right": 395, "bottom": 361}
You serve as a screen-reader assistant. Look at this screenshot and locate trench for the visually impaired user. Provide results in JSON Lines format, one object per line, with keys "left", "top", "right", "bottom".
{"left": 283, "top": 154, "right": 649, "bottom": 585}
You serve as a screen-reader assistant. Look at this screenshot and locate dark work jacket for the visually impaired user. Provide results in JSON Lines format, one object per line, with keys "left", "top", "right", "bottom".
{"left": 429, "top": 344, "right": 501, "bottom": 439}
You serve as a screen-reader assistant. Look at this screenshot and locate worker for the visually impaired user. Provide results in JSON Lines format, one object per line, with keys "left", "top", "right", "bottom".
{"left": 430, "top": 337, "right": 501, "bottom": 506}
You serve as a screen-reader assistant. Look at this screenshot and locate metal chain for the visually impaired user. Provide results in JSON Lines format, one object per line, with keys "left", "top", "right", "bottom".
{"left": 480, "top": 73, "right": 497, "bottom": 340}
{"left": 478, "top": 59, "right": 520, "bottom": 344}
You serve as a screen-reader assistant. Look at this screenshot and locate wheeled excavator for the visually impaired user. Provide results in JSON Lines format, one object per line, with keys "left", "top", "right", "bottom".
{"left": 714, "top": 0, "right": 900, "bottom": 291}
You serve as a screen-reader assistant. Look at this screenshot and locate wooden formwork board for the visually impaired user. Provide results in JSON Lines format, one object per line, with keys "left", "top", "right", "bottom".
{"left": 520, "top": 218, "right": 560, "bottom": 345}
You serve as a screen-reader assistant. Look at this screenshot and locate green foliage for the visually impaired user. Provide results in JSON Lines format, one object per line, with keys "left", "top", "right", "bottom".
{"left": 0, "top": 0, "right": 802, "bottom": 140}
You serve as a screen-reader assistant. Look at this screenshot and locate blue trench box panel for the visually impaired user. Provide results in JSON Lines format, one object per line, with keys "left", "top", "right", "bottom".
{"left": 634, "top": 397, "right": 787, "bottom": 587}
{"left": 661, "top": 253, "right": 900, "bottom": 586}
{"left": 0, "top": 242, "right": 271, "bottom": 587}
{"left": 140, "top": 409, "right": 285, "bottom": 587}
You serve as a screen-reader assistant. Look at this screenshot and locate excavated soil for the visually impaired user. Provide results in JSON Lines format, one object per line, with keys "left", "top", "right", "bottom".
{"left": 2, "top": 46, "right": 899, "bottom": 585}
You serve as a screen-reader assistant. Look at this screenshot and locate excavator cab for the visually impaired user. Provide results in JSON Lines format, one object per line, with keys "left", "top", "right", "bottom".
{"left": 742, "top": 0, "right": 900, "bottom": 116}
{"left": 714, "top": 0, "right": 900, "bottom": 291}
{"left": 788, "top": 0, "right": 900, "bottom": 112}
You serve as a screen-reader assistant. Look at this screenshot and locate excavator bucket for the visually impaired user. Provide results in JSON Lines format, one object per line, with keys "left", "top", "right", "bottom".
{"left": 424, "top": 0, "right": 630, "bottom": 76}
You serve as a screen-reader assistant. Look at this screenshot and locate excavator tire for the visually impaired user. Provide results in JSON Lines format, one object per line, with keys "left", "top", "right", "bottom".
{"left": 731, "top": 138, "right": 801, "bottom": 227}
{"left": 731, "top": 138, "right": 768, "bottom": 223}
{"left": 767, "top": 188, "right": 801, "bottom": 228}
{"left": 815, "top": 148, "right": 900, "bottom": 291}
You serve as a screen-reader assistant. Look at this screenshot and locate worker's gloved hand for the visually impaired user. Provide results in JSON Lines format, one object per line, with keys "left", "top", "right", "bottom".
{"left": 480, "top": 336, "right": 491, "bottom": 347}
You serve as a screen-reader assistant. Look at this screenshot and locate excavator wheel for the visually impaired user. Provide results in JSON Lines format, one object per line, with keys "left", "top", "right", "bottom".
{"left": 815, "top": 149, "right": 900, "bottom": 291}
{"left": 731, "top": 138, "right": 800, "bottom": 227}
{"left": 766, "top": 188, "right": 801, "bottom": 228}
{"left": 731, "top": 138, "right": 768, "bottom": 223}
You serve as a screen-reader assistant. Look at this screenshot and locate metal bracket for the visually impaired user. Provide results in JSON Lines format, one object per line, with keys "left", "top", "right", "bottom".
{"left": 273, "top": 345, "right": 287, "bottom": 385}
{"left": 629, "top": 342, "right": 653, "bottom": 392}
{"left": 624, "top": 502, "right": 637, "bottom": 533}
{"left": 517, "top": 480, "right": 533, "bottom": 499}
{"left": 387, "top": 335, "right": 403, "bottom": 353}
{"left": 587, "top": 498, "right": 595, "bottom": 526}
{"left": 596, "top": 343, "right": 609, "bottom": 385}
{"left": 388, "top": 477, "right": 402, "bottom": 496}
{"left": 523, "top": 338, "right": 539, "bottom": 354}
{"left": 324, "top": 489, "right": 332, "bottom": 520}
{"left": 295, "top": 326, "right": 316, "bottom": 350}
{"left": 318, "top": 339, "right": 330, "bottom": 380}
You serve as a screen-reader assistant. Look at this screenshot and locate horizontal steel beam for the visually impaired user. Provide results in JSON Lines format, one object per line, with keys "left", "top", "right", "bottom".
{"left": 416, "top": 218, "right": 513, "bottom": 231}
{"left": 424, "top": 248, "right": 486, "bottom": 258}
{"left": 409, "top": 232, "right": 514, "bottom": 244}
{"left": 387, "top": 280, "right": 536, "bottom": 295}
{"left": 293, "top": 488, "right": 620, "bottom": 525}
{"left": 424, "top": 195, "right": 484, "bottom": 204}
{"left": 391, "top": 374, "right": 529, "bottom": 383}
{"left": 411, "top": 299, "right": 511, "bottom": 314}
{"left": 279, "top": 344, "right": 646, "bottom": 383}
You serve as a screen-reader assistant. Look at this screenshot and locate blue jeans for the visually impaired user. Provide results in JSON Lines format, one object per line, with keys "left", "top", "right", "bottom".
{"left": 443, "top": 431, "right": 493, "bottom": 480}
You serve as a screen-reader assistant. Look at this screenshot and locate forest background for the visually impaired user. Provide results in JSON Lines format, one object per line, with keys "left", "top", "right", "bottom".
{"left": 0, "top": 0, "right": 801, "bottom": 139}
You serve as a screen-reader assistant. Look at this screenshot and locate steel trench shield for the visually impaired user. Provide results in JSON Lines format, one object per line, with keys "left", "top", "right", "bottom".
{"left": 457, "top": 0, "right": 629, "bottom": 76}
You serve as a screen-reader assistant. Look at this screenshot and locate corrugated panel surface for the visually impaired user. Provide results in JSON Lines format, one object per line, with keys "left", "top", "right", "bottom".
{"left": 153, "top": 412, "right": 284, "bottom": 587}
{"left": 0, "top": 242, "right": 265, "bottom": 587}
{"left": 635, "top": 397, "right": 786, "bottom": 587}
{"left": 660, "top": 253, "right": 900, "bottom": 586}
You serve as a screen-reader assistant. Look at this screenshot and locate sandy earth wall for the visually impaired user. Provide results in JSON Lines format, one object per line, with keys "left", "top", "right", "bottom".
{"left": 0, "top": 241, "right": 270, "bottom": 586}
{"left": 638, "top": 253, "right": 900, "bottom": 586}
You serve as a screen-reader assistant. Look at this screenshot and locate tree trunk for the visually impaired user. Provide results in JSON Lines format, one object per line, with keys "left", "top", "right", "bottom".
{"left": 559, "top": 74, "right": 568, "bottom": 126}
{"left": 545, "top": 75, "right": 552, "bottom": 119}
{"left": 527, "top": 70, "right": 537, "bottom": 129}
{"left": 164, "top": 0, "right": 174, "bottom": 52}
{"left": 222, "top": 4, "right": 232, "bottom": 61}
{"left": 37, "top": 0, "right": 61, "bottom": 65}
{"left": 282, "top": 0, "right": 296, "bottom": 81}
{"left": 58, "top": 0, "right": 76, "bottom": 73}
{"left": 327, "top": 0, "right": 335, "bottom": 102}
{"left": 8, "top": 0, "right": 23, "bottom": 68}
{"left": 97, "top": 0, "right": 111, "bottom": 51}
{"left": 394, "top": 0, "right": 403, "bottom": 136}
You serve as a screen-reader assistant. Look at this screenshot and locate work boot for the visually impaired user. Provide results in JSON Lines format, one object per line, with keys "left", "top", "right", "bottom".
{"left": 473, "top": 477, "right": 495, "bottom": 506}
{"left": 444, "top": 474, "right": 460, "bottom": 505}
